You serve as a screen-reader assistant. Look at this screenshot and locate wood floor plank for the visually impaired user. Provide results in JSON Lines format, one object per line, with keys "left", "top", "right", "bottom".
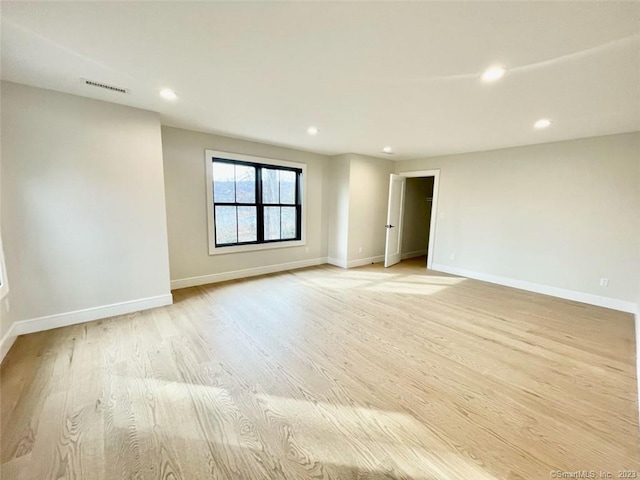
{"left": 1, "top": 258, "right": 638, "bottom": 479}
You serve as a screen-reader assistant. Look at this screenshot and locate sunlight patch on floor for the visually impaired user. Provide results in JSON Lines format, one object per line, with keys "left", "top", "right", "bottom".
{"left": 401, "top": 275, "right": 466, "bottom": 286}
{"left": 364, "top": 282, "right": 450, "bottom": 295}
{"left": 118, "top": 377, "right": 497, "bottom": 479}
{"left": 301, "top": 272, "right": 465, "bottom": 295}
{"left": 256, "top": 394, "right": 498, "bottom": 479}
{"left": 362, "top": 274, "right": 466, "bottom": 294}
{"left": 339, "top": 271, "right": 403, "bottom": 281}
{"left": 303, "top": 277, "right": 377, "bottom": 289}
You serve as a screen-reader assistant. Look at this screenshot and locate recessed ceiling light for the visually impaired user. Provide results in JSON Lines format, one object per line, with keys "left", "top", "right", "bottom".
{"left": 481, "top": 66, "right": 506, "bottom": 82}
{"left": 382, "top": 146, "right": 393, "bottom": 154}
{"left": 307, "top": 126, "right": 319, "bottom": 136}
{"left": 159, "top": 88, "right": 177, "bottom": 100}
{"left": 534, "top": 118, "right": 552, "bottom": 129}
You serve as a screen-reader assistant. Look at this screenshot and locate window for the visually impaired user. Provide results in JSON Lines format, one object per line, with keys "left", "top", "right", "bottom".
{"left": 205, "top": 150, "right": 306, "bottom": 255}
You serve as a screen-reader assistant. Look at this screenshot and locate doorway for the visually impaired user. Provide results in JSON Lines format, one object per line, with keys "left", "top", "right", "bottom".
{"left": 383, "top": 169, "right": 440, "bottom": 269}
{"left": 402, "top": 176, "right": 434, "bottom": 265}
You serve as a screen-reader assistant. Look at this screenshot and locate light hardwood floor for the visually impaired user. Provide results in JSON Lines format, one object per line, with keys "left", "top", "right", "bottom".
{"left": 1, "top": 258, "right": 638, "bottom": 479}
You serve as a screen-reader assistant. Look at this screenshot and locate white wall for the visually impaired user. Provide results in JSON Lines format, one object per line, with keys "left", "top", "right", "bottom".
{"left": 162, "top": 126, "right": 329, "bottom": 286}
{"left": 397, "top": 132, "right": 640, "bottom": 310}
{"left": 325, "top": 153, "right": 393, "bottom": 268}
{"left": 1, "top": 82, "right": 172, "bottom": 351}
{"left": 326, "top": 154, "right": 351, "bottom": 267}
{"left": 402, "top": 177, "right": 433, "bottom": 257}
{"left": 637, "top": 284, "right": 640, "bottom": 418}
{"left": 0, "top": 80, "right": 8, "bottom": 353}
{"left": 347, "top": 154, "right": 394, "bottom": 265}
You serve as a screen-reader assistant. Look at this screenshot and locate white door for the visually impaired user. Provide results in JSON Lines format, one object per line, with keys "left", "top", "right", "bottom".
{"left": 384, "top": 174, "right": 406, "bottom": 267}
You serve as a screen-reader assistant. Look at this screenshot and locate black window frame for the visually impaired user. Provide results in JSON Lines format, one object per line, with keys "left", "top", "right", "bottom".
{"left": 212, "top": 157, "right": 303, "bottom": 248}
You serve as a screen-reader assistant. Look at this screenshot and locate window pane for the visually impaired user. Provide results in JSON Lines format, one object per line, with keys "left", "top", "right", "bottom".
{"left": 215, "top": 206, "right": 237, "bottom": 244}
{"left": 213, "top": 162, "right": 235, "bottom": 203}
{"left": 262, "top": 168, "right": 279, "bottom": 204}
{"left": 235, "top": 165, "right": 255, "bottom": 203}
{"left": 281, "top": 207, "right": 297, "bottom": 239}
{"left": 237, "top": 206, "right": 257, "bottom": 243}
{"left": 280, "top": 170, "right": 296, "bottom": 205}
{"left": 264, "top": 206, "right": 281, "bottom": 240}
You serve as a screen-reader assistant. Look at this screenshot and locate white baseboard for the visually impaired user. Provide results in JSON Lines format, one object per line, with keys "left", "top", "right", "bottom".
{"left": 431, "top": 263, "right": 637, "bottom": 314}
{"left": 347, "top": 255, "right": 385, "bottom": 269}
{"left": 328, "top": 255, "right": 386, "bottom": 269}
{"left": 401, "top": 249, "right": 428, "bottom": 260}
{"left": 327, "top": 257, "right": 347, "bottom": 269}
{"left": 171, "top": 257, "right": 328, "bottom": 289}
{"left": 3, "top": 294, "right": 173, "bottom": 355}
{"left": 0, "top": 323, "right": 18, "bottom": 363}
{"left": 1, "top": 293, "right": 173, "bottom": 363}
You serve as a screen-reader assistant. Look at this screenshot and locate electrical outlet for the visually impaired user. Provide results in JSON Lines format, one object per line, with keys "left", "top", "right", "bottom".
{"left": 450, "top": 253, "right": 456, "bottom": 260}
{"left": 599, "top": 278, "right": 609, "bottom": 287}
{"left": 358, "top": 246, "right": 363, "bottom": 253}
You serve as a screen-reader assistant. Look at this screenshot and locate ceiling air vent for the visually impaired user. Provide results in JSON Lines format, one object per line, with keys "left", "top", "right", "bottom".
{"left": 82, "top": 78, "right": 129, "bottom": 94}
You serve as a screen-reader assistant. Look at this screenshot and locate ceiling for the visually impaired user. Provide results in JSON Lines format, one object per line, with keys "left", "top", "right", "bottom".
{"left": 1, "top": 2, "right": 639, "bottom": 161}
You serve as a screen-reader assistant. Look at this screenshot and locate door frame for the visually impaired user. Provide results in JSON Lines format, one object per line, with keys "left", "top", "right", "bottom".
{"left": 398, "top": 169, "right": 440, "bottom": 270}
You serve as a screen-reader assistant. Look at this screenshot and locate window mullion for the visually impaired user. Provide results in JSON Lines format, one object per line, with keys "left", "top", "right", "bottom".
{"left": 296, "top": 170, "right": 301, "bottom": 241}
{"left": 256, "top": 167, "right": 264, "bottom": 243}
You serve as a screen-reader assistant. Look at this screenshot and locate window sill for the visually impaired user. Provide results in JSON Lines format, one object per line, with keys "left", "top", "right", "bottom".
{"left": 208, "top": 239, "right": 305, "bottom": 256}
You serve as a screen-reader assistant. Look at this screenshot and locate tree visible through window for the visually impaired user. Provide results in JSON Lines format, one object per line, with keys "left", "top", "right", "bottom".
{"left": 211, "top": 158, "right": 302, "bottom": 247}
